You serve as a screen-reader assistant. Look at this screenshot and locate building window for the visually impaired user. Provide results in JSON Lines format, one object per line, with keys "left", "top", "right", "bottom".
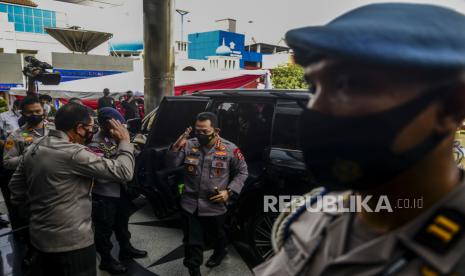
{"left": 224, "top": 60, "right": 227, "bottom": 69}
{"left": 2, "top": 3, "right": 56, "bottom": 34}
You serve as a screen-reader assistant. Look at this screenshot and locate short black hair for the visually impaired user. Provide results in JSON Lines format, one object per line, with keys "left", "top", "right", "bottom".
{"left": 103, "top": 88, "right": 110, "bottom": 95}
{"left": 13, "top": 99, "right": 21, "bottom": 108}
{"left": 20, "top": 95, "right": 40, "bottom": 110}
{"left": 55, "top": 103, "right": 92, "bottom": 132}
{"left": 39, "top": 94, "right": 52, "bottom": 102}
{"left": 196, "top": 112, "right": 218, "bottom": 128}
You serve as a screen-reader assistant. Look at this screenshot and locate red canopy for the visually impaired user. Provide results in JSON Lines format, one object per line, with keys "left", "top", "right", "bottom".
{"left": 174, "top": 74, "right": 259, "bottom": 95}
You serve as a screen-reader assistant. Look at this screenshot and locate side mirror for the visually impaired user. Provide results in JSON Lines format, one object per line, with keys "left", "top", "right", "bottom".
{"left": 127, "top": 118, "right": 142, "bottom": 134}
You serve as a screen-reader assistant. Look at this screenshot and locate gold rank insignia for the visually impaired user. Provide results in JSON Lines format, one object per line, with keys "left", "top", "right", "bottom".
{"left": 24, "top": 136, "right": 34, "bottom": 143}
{"left": 215, "top": 151, "right": 227, "bottom": 156}
{"left": 415, "top": 209, "right": 464, "bottom": 254}
{"left": 4, "top": 140, "right": 14, "bottom": 150}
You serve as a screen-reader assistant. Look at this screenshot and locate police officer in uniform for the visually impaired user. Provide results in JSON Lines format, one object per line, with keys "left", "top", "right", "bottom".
{"left": 254, "top": 3, "right": 465, "bottom": 276}
{"left": 88, "top": 107, "right": 147, "bottom": 274}
{"left": 3, "top": 95, "right": 53, "bottom": 171}
{"left": 2, "top": 95, "right": 53, "bottom": 236}
{"left": 166, "top": 112, "right": 248, "bottom": 276}
{"left": 9, "top": 103, "right": 134, "bottom": 276}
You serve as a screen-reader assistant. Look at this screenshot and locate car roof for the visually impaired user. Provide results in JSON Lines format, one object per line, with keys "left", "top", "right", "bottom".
{"left": 192, "top": 89, "right": 311, "bottom": 100}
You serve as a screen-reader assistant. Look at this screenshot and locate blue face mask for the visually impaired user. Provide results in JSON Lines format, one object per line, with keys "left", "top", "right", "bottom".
{"left": 299, "top": 90, "right": 447, "bottom": 191}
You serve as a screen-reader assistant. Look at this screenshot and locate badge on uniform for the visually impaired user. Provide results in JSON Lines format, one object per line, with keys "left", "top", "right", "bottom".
{"left": 24, "top": 136, "right": 34, "bottom": 143}
{"left": 415, "top": 208, "right": 465, "bottom": 254}
{"left": 215, "top": 151, "right": 227, "bottom": 157}
{"left": 212, "top": 160, "right": 226, "bottom": 177}
{"left": 4, "top": 139, "right": 14, "bottom": 150}
{"left": 234, "top": 148, "right": 244, "bottom": 160}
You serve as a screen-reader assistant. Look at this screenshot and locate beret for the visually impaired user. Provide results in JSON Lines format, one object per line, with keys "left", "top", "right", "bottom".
{"left": 286, "top": 3, "right": 465, "bottom": 70}
{"left": 98, "top": 107, "right": 126, "bottom": 125}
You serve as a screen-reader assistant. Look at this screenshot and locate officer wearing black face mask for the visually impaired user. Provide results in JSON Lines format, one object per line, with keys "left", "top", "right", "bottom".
{"left": 166, "top": 112, "right": 248, "bottom": 276}
{"left": 3, "top": 95, "right": 54, "bottom": 171}
{"left": 255, "top": 3, "right": 465, "bottom": 276}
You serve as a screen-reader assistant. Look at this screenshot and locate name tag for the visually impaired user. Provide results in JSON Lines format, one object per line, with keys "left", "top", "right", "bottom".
{"left": 185, "top": 156, "right": 200, "bottom": 166}
{"left": 212, "top": 160, "right": 227, "bottom": 169}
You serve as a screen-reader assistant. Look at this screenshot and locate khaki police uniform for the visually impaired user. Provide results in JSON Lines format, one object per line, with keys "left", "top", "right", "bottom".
{"left": 3, "top": 121, "right": 53, "bottom": 170}
{"left": 8, "top": 129, "right": 134, "bottom": 275}
{"left": 254, "top": 182, "right": 465, "bottom": 276}
{"left": 165, "top": 137, "right": 248, "bottom": 270}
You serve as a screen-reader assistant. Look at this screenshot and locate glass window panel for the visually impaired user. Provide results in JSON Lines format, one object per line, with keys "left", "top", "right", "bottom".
{"left": 34, "top": 25, "right": 42, "bottom": 33}
{"left": 7, "top": 13, "right": 13, "bottom": 22}
{"left": 13, "top": 6, "right": 23, "bottom": 15}
{"left": 43, "top": 10, "right": 51, "bottom": 19}
{"left": 52, "top": 17, "right": 56, "bottom": 27}
{"left": 15, "top": 22, "right": 24, "bottom": 32}
{"left": 14, "top": 14, "right": 23, "bottom": 23}
{"left": 34, "top": 17, "right": 42, "bottom": 25}
{"left": 25, "top": 24, "right": 33, "bottom": 32}
{"left": 7, "top": 5, "right": 13, "bottom": 14}
{"left": 0, "top": 4, "right": 6, "bottom": 13}
{"left": 43, "top": 18, "right": 51, "bottom": 27}
{"left": 24, "top": 16, "right": 32, "bottom": 25}
{"left": 33, "top": 9, "right": 42, "bottom": 17}
{"left": 24, "top": 8, "right": 32, "bottom": 16}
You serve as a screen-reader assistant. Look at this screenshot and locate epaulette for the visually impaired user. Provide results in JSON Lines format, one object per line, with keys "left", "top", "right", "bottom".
{"left": 415, "top": 208, "right": 465, "bottom": 254}
{"left": 271, "top": 187, "right": 327, "bottom": 252}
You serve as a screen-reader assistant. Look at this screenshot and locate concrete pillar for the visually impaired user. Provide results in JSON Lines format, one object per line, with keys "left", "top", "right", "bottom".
{"left": 143, "top": 0, "right": 175, "bottom": 112}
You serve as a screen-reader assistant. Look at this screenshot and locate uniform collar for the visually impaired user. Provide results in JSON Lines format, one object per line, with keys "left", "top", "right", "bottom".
{"left": 49, "top": 129, "right": 69, "bottom": 140}
{"left": 397, "top": 179, "right": 465, "bottom": 274}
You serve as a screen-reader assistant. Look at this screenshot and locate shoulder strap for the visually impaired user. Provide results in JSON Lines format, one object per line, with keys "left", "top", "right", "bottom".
{"left": 271, "top": 187, "right": 327, "bottom": 252}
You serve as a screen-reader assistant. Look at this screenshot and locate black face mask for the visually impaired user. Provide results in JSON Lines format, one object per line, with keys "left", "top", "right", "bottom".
{"left": 24, "top": 114, "right": 44, "bottom": 126}
{"left": 299, "top": 90, "right": 447, "bottom": 191}
{"left": 195, "top": 133, "right": 215, "bottom": 146}
{"left": 77, "top": 125, "right": 98, "bottom": 145}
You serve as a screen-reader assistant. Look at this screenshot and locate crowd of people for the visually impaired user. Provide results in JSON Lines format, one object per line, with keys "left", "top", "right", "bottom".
{"left": 2, "top": 2, "right": 465, "bottom": 276}
{"left": 0, "top": 89, "right": 148, "bottom": 275}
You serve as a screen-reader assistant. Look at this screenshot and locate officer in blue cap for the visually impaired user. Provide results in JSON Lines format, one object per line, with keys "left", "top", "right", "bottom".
{"left": 254, "top": 3, "right": 465, "bottom": 275}
{"left": 88, "top": 107, "right": 147, "bottom": 274}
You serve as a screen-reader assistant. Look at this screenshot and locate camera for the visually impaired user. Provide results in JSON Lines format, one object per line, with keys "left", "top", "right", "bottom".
{"left": 22, "top": 56, "right": 61, "bottom": 85}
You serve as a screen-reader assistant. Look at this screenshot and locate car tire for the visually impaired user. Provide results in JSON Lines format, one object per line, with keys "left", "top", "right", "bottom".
{"left": 246, "top": 211, "right": 278, "bottom": 262}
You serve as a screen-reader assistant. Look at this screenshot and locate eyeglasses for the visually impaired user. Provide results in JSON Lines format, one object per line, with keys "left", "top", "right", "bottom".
{"left": 79, "top": 123, "right": 99, "bottom": 134}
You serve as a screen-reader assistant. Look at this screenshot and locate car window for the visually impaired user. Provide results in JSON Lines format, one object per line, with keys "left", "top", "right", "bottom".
{"left": 212, "top": 101, "right": 274, "bottom": 163}
{"left": 272, "top": 101, "right": 303, "bottom": 150}
{"left": 148, "top": 98, "right": 208, "bottom": 147}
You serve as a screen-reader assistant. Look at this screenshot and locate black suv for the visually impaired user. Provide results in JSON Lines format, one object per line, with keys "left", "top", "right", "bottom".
{"left": 135, "top": 90, "right": 315, "bottom": 263}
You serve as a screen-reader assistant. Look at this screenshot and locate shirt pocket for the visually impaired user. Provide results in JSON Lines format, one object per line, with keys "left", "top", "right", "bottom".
{"left": 210, "top": 158, "right": 229, "bottom": 178}
{"left": 184, "top": 156, "right": 200, "bottom": 176}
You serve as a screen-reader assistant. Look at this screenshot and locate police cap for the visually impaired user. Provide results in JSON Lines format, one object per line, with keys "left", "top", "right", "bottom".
{"left": 286, "top": 3, "right": 465, "bottom": 70}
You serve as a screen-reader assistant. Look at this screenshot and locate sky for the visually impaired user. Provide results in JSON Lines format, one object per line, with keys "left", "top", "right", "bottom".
{"left": 35, "top": 0, "right": 465, "bottom": 46}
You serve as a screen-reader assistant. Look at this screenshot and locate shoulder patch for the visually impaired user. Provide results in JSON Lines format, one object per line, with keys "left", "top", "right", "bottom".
{"left": 234, "top": 148, "right": 244, "bottom": 160}
{"left": 4, "top": 139, "right": 14, "bottom": 150}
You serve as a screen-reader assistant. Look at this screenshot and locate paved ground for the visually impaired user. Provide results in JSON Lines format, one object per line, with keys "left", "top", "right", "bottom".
{"left": 0, "top": 194, "right": 255, "bottom": 276}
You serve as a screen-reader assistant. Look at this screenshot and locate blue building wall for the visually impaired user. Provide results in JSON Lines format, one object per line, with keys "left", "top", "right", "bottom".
{"left": 188, "top": 30, "right": 262, "bottom": 68}
{"left": 0, "top": 3, "right": 56, "bottom": 34}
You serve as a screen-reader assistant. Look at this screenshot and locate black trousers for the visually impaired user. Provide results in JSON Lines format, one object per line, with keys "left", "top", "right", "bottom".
{"left": 37, "top": 244, "right": 96, "bottom": 276}
{"left": 182, "top": 209, "right": 227, "bottom": 269}
{"left": 92, "top": 193, "right": 132, "bottom": 262}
